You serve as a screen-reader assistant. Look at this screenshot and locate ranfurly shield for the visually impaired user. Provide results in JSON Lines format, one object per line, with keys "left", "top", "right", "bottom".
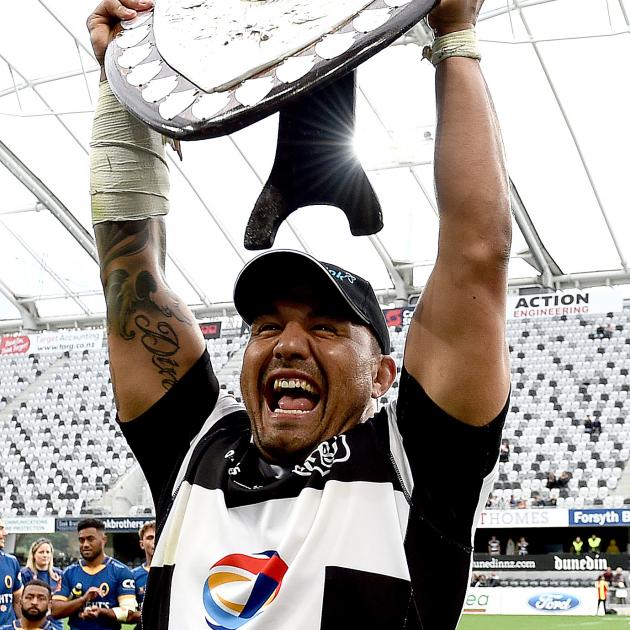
{"left": 106, "top": 0, "right": 437, "bottom": 249}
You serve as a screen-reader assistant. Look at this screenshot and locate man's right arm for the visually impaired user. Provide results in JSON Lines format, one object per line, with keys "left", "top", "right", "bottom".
{"left": 88, "top": 0, "right": 206, "bottom": 421}
{"left": 95, "top": 218, "right": 206, "bottom": 421}
{"left": 51, "top": 586, "right": 101, "bottom": 619}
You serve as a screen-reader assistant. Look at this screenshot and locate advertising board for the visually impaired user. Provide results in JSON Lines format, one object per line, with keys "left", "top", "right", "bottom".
{"left": 462, "top": 587, "right": 597, "bottom": 615}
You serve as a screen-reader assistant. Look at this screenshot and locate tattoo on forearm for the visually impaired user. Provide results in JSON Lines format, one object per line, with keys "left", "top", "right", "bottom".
{"left": 98, "top": 220, "right": 192, "bottom": 390}
{"left": 135, "top": 315, "right": 180, "bottom": 390}
{"left": 98, "top": 221, "right": 153, "bottom": 271}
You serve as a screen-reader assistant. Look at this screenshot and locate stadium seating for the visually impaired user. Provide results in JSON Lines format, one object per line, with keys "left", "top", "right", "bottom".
{"left": 0, "top": 307, "right": 628, "bottom": 516}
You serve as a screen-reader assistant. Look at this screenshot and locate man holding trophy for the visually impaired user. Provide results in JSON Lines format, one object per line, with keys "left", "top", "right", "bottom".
{"left": 87, "top": 0, "right": 510, "bottom": 627}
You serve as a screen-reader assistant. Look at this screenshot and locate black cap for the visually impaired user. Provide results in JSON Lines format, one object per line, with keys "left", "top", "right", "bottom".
{"left": 233, "top": 250, "right": 390, "bottom": 354}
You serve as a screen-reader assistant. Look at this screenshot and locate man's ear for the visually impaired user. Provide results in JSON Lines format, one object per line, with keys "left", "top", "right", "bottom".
{"left": 372, "top": 355, "right": 397, "bottom": 399}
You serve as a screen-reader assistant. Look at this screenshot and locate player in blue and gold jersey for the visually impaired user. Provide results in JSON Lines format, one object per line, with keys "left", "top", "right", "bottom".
{"left": 129, "top": 521, "right": 154, "bottom": 628}
{"left": 51, "top": 519, "right": 136, "bottom": 630}
{"left": 0, "top": 518, "right": 22, "bottom": 626}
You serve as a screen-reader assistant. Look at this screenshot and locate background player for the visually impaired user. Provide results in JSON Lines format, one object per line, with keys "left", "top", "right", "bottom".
{"left": 20, "top": 539, "right": 62, "bottom": 630}
{"left": 0, "top": 580, "right": 55, "bottom": 630}
{"left": 0, "top": 519, "right": 22, "bottom": 626}
{"left": 128, "top": 521, "right": 154, "bottom": 627}
{"left": 51, "top": 519, "right": 137, "bottom": 629}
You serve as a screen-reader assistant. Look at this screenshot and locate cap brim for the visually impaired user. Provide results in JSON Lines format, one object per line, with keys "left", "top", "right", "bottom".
{"left": 233, "top": 250, "right": 371, "bottom": 329}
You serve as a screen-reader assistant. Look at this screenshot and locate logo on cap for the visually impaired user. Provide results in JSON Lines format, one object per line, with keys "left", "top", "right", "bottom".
{"left": 326, "top": 267, "right": 356, "bottom": 284}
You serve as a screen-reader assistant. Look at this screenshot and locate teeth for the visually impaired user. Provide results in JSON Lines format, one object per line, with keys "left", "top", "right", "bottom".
{"left": 273, "top": 408, "right": 309, "bottom": 415}
{"left": 273, "top": 378, "right": 317, "bottom": 395}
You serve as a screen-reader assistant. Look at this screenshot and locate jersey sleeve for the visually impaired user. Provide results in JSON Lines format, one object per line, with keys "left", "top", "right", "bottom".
{"left": 12, "top": 558, "right": 22, "bottom": 592}
{"left": 393, "top": 367, "right": 507, "bottom": 546}
{"left": 116, "top": 564, "right": 137, "bottom": 610}
{"left": 53, "top": 567, "right": 72, "bottom": 601}
{"left": 119, "top": 349, "right": 219, "bottom": 504}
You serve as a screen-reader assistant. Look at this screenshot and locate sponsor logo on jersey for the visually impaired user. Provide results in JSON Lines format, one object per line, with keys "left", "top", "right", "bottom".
{"left": 4, "top": 576, "right": 11, "bottom": 589}
{"left": 293, "top": 435, "right": 350, "bottom": 477}
{"left": 100, "top": 582, "right": 110, "bottom": 596}
{"left": 122, "top": 578, "right": 135, "bottom": 590}
{"left": 527, "top": 592, "right": 580, "bottom": 611}
{"left": 202, "top": 551, "right": 288, "bottom": 629}
{"left": 72, "top": 583, "right": 83, "bottom": 597}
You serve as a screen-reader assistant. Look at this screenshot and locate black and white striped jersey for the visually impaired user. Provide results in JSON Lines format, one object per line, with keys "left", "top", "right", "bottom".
{"left": 121, "top": 351, "right": 506, "bottom": 630}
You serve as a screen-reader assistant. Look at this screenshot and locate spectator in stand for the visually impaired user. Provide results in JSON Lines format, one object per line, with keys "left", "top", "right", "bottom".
{"left": 472, "top": 574, "right": 487, "bottom": 587}
{"left": 613, "top": 567, "right": 626, "bottom": 587}
{"left": 505, "top": 538, "right": 515, "bottom": 556}
{"left": 588, "top": 533, "right": 602, "bottom": 554}
{"left": 20, "top": 539, "right": 62, "bottom": 630}
{"left": 516, "top": 498, "right": 527, "bottom": 509}
{"left": 584, "top": 415, "right": 593, "bottom": 434}
{"left": 596, "top": 575, "right": 609, "bottom": 615}
{"left": 509, "top": 494, "right": 517, "bottom": 508}
{"left": 488, "top": 535, "right": 501, "bottom": 555}
{"left": 571, "top": 536, "right": 584, "bottom": 554}
{"left": 613, "top": 567, "right": 627, "bottom": 604}
{"left": 602, "top": 566, "right": 614, "bottom": 584}
{"left": 606, "top": 539, "right": 620, "bottom": 554}
{"left": 0, "top": 579, "right": 55, "bottom": 630}
{"left": 557, "top": 471, "right": 571, "bottom": 488}
{"left": 487, "top": 573, "right": 500, "bottom": 587}
{"left": 604, "top": 323, "right": 615, "bottom": 339}
{"left": 592, "top": 417, "right": 602, "bottom": 436}
{"left": 546, "top": 472, "right": 558, "bottom": 490}
{"left": 517, "top": 536, "right": 529, "bottom": 555}
{"left": 499, "top": 439, "right": 510, "bottom": 463}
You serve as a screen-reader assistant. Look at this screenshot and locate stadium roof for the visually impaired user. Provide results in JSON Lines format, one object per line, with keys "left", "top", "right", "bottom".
{"left": 0, "top": 0, "right": 629, "bottom": 330}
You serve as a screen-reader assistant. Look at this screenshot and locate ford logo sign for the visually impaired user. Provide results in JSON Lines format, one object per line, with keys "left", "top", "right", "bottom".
{"left": 528, "top": 593, "right": 580, "bottom": 612}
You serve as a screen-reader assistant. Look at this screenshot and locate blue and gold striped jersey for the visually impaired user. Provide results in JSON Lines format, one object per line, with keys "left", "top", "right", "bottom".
{"left": 54, "top": 556, "right": 136, "bottom": 630}
{"left": 0, "top": 551, "right": 22, "bottom": 626}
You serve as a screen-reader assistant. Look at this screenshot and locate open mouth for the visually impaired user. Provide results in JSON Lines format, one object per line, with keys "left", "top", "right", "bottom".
{"left": 265, "top": 377, "right": 321, "bottom": 415}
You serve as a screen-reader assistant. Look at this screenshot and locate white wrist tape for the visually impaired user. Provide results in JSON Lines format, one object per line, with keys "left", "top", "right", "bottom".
{"left": 112, "top": 606, "right": 133, "bottom": 622}
{"left": 90, "top": 81, "right": 170, "bottom": 225}
{"left": 423, "top": 29, "right": 481, "bottom": 66}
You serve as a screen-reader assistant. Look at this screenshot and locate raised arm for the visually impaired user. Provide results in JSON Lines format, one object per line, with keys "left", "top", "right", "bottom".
{"left": 404, "top": 0, "right": 511, "bottom": 426}
{"left": 88, "top": 0, "right": 205, "bottom": 421}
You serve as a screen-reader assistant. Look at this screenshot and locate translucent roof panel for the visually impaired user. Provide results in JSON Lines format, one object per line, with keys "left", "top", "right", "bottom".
{"left": 0, "top": 0, "right": 628, "bottom": 327}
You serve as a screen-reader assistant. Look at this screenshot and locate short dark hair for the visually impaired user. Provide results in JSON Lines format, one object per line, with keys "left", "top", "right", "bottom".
{"left": 77, "top": 518, "right": 105, "bottom": 533}
{"left": 139, "top": 521, "right": 156, "bottom": 539}
{"left": 23, "top": 579, "right": 52, "bottom": 597}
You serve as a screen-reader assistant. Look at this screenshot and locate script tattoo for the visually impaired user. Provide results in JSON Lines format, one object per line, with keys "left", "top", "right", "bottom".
{"left": 135, "top": 315, "right": 180, "bottom": 390}
{"left": 97, "top": 219, "right": 190, "bottom": 390}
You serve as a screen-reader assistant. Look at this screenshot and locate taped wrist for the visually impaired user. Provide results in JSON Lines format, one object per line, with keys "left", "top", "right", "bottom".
{"left": 423, "top": 29, "right": 481, "bottom": 66}
{"left": 112, "top": 606, "right": 131, "bottom": 622}
{"left": 90, "top": 81, "right": 170, "bottom": 225}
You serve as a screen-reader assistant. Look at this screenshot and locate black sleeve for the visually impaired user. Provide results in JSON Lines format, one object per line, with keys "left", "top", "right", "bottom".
{"left": 395, "top": 367, "right": 508, "bottom": 547}
{"left": 119, "top": 350, "right": 219, "bottom": 507}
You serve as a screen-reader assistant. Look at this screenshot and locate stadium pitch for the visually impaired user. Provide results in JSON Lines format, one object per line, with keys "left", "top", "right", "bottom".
{"left": 458, "top": 615, "right": 630, "bottom": 629}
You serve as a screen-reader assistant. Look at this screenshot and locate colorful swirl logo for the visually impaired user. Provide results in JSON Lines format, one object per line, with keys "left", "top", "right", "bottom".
{"left": 203, "top": 551, "right": 288, "bottom": 629}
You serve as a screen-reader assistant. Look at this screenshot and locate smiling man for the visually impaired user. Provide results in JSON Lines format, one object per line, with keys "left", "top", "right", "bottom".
{"left": 87, "top": 0, "right": 511, "bottom": 628}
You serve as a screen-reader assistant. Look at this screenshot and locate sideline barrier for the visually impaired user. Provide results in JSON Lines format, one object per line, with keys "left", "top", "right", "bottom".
{"left": 463, "top": 587, "right": 597, "bottom": 615}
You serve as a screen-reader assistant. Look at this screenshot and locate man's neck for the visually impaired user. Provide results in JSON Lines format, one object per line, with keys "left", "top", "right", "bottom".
{"left": 19, "top": 617, "right": 47, "bottom": 630}
{"left": 83, "top": 553, "right": 106, "bottom": 569}
{"left": 144, "top": 556, "right": 152, "bottom": 569}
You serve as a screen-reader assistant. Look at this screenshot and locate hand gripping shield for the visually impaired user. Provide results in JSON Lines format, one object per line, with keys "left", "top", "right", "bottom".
{"left": 105, "top": 0, "right": 436, "bottom": 248}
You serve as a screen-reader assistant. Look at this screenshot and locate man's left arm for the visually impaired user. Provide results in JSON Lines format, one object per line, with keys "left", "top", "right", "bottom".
{"left": 12, "top": 560, "right": 22, "bottom": 619}
{"left": 404, "top": 0, "right": 511, "bottom": 427}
